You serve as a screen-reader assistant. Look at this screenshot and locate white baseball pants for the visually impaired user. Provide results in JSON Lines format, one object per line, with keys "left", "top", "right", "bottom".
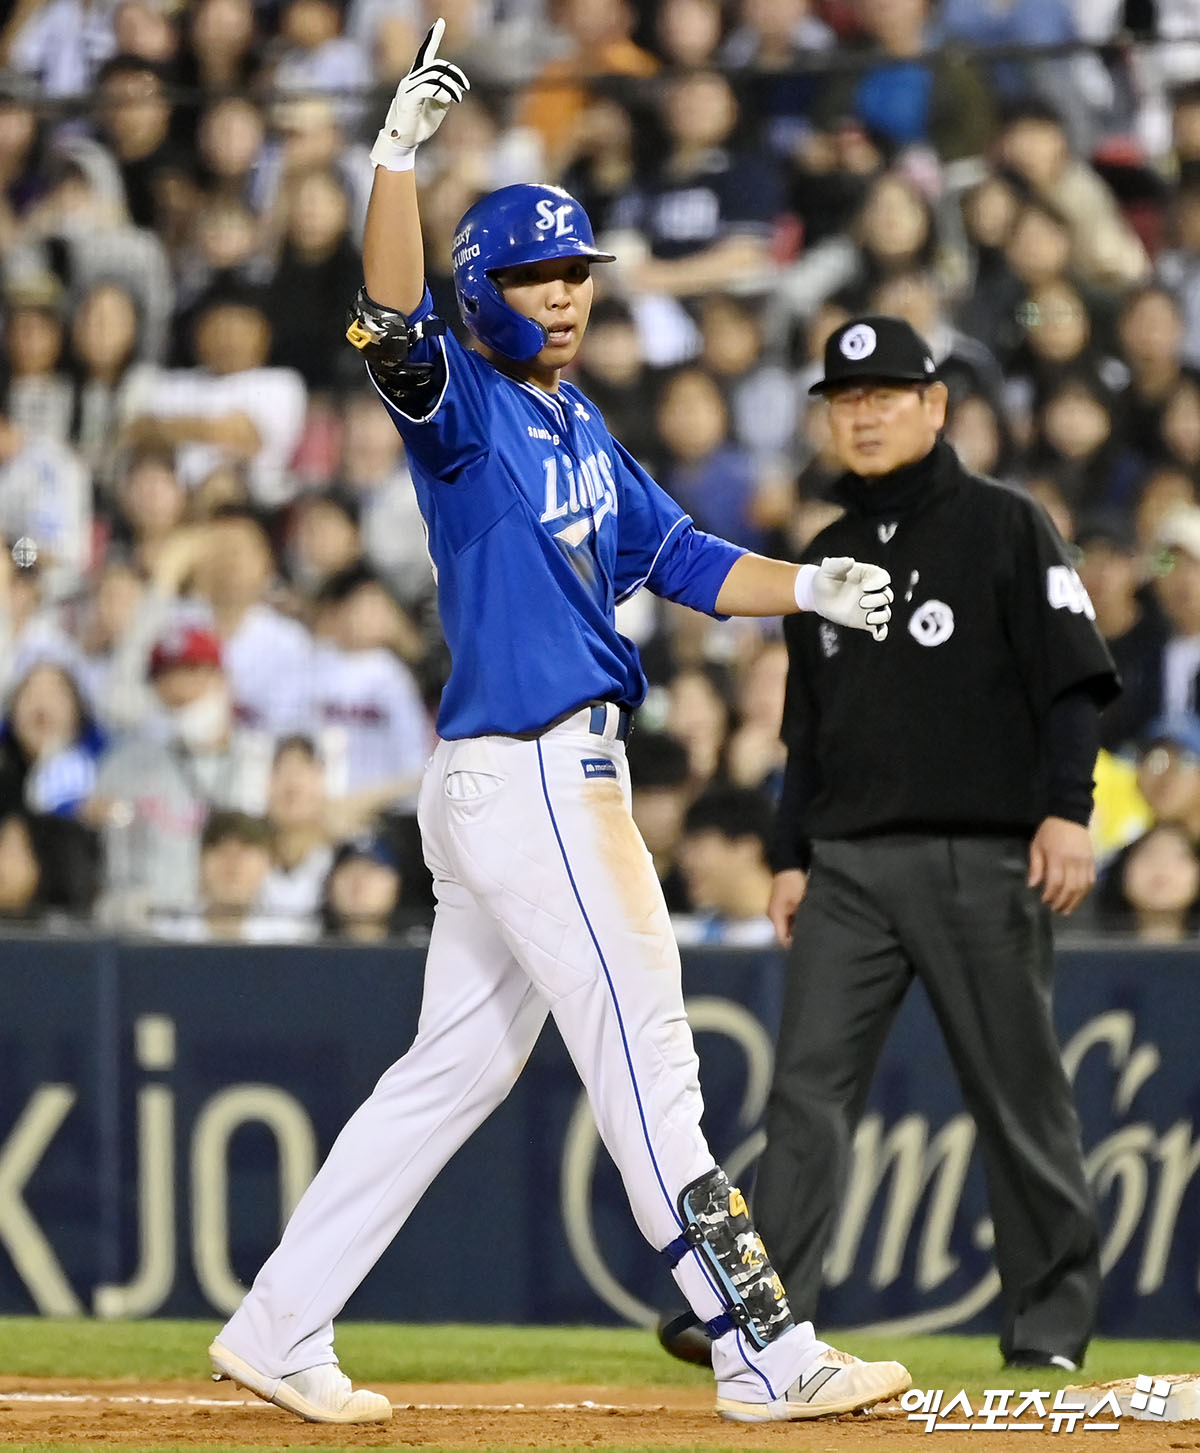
{"left": 219, "top": 705, "right": 822, "bottom": 1402}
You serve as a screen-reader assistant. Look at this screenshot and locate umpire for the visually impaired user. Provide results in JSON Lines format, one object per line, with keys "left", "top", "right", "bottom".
{"left": 663, "top": 315, "right": 1119, "bottom": 1373}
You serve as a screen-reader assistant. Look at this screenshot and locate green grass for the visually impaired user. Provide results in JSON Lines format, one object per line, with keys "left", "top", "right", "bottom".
{"left": 0, "top": 1319, "right": 706, "bottom": 1385}
{"left": 0, "top": 1317, "right": 1196, "bottom": 1397}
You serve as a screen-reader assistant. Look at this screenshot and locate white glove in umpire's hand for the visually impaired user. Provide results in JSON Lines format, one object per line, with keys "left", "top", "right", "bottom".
{"left": 797, "top": 557, "right": 893, "bottom": 640}
{"left": 371, "top": 17, "right": 470, "bottom": 172}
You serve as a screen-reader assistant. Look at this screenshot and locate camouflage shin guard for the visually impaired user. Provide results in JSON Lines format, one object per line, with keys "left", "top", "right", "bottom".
{"left": 665, "top": 1166, "right": 795, "bottom": 1349}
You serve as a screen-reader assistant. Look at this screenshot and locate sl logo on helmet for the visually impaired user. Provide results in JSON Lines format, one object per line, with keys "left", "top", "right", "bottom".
{"left": 535, "top": 199, "right": 575, "bottom": 236}
{"left": 840, "top": 323, "right": 877, "bottom": 360}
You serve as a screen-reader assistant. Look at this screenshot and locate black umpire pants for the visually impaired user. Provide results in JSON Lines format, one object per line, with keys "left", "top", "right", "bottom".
{"left": 753, "top": 834, "right": 1100, "bottom": 1363}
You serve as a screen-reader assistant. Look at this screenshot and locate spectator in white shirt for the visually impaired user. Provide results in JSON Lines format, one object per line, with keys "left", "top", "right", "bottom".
{"left": 124, "top": 282, "right": 307, "bottom": 508}
{"left": 101, "top": 506, "right": 316, "bottom": 737}
{"left": 311, "top": 563, "right": 430, "bottom": 811}
{"left": 153, "top": 808, "right": 314, "bottom": 941}
{"left": 259, "top": 734, "right": 335, "bottom": 924}
{"left": 2, "top": 275, "right": 74, "bottom": 445}
{"left": 188, "top": 506, "right": 316, "bottom": 736}
{"left": 0, "top": 405, "right": 92, "bottom": 598}
{"left": 0, "top": 541, "right": 84, "bottom": 700}
{"left": 6, "top": 0, "right": 118, "bottom": 97}
{"left": 270, "top": 0, "right": 372, "bottom": 132}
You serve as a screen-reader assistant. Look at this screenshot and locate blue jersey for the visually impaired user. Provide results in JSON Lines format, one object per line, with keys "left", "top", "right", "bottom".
{"left": 369, "top": 290, "right": 745, "bottom": 739}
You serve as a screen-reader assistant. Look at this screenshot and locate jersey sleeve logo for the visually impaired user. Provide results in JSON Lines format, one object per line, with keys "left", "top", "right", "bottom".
{"left": 1046, "top": 566, "right": 1097, "bottom": 619}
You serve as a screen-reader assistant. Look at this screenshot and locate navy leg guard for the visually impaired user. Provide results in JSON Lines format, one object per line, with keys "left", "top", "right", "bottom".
{"left": 660, "top": 1167, "right": 794, "bottom": 1350}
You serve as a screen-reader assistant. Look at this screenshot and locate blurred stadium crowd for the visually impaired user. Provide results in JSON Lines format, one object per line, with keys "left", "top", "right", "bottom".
{"left": 1, "top": 0, "right": 1200, "bottom": 944}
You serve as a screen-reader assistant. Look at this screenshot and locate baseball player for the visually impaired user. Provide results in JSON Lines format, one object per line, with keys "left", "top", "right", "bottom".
{"left": 208, "top": 20, "right": 906, "bottom": 1426}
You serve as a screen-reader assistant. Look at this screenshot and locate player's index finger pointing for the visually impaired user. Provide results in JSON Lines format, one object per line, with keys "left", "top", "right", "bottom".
{"left": 414, "top": 16, "right": 445, "bottom": 69}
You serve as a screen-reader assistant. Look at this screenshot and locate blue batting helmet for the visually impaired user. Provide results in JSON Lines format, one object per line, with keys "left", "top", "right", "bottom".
{"left": 451, "top": 184, "right": 615, "bottom": 361}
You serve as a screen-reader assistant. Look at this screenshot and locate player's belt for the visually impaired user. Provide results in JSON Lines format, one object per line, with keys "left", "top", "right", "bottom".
{"left": 510, "top": 701, "right": 632, "bottom": 742}
{"left": 587, "top": 702, "right": 632, "bottom": 742}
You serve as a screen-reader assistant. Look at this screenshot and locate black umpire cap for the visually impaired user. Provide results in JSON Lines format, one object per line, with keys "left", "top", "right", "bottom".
{"left": 809, "top": 315, "right": 939, "bottom": 395}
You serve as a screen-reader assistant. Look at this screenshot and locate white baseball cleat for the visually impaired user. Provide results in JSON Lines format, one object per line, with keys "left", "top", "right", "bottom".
{"left": 209, "top": 1339, "right": 392, "bottom": 1424}
{"left": 716, "top": 1344, "right": 911, "bottom": 1422}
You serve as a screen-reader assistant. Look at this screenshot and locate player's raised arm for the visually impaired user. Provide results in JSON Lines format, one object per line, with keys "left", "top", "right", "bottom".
{"left": 361, "top": 17, "right": 468, "bottom": 313}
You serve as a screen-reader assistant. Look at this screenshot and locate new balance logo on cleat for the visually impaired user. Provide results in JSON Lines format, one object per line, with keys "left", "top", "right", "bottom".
{"left": 716, "top": 1345, "right": 911, "bottom": 1423}
{"left": 792, "top": 1364, "right": 842, "bottom": 1402}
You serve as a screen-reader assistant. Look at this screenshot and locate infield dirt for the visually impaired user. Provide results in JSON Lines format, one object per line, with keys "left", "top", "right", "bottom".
{"left": 0, "top": 1378, "right": 1196, "bottom": 1450}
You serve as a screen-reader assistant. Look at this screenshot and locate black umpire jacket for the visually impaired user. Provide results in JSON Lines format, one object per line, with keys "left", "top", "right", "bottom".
{"left": 772, "top": 440, "right": 1120, "bottom": 872}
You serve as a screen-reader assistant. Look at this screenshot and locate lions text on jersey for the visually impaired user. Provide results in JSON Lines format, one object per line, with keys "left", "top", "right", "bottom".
{"left": 367, "top": 290, "right": 744, "bottom": 738}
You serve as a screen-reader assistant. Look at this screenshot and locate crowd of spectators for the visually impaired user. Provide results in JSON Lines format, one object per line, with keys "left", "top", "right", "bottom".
{"left": 1, "top": 0, "right": 1199, "bottom": 944}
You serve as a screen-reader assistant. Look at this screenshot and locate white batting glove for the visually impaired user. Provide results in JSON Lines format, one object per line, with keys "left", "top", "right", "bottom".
{"left": 370, "top": 18, "right": 470, "bottom": 172}
{"left": 795, "top": 557, "right": 893, "bottom": 640}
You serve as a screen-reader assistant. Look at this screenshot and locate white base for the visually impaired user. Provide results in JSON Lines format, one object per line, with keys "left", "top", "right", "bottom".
{"left": 1072, "top": 1374, "right": 1200, "bottom": 1422}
